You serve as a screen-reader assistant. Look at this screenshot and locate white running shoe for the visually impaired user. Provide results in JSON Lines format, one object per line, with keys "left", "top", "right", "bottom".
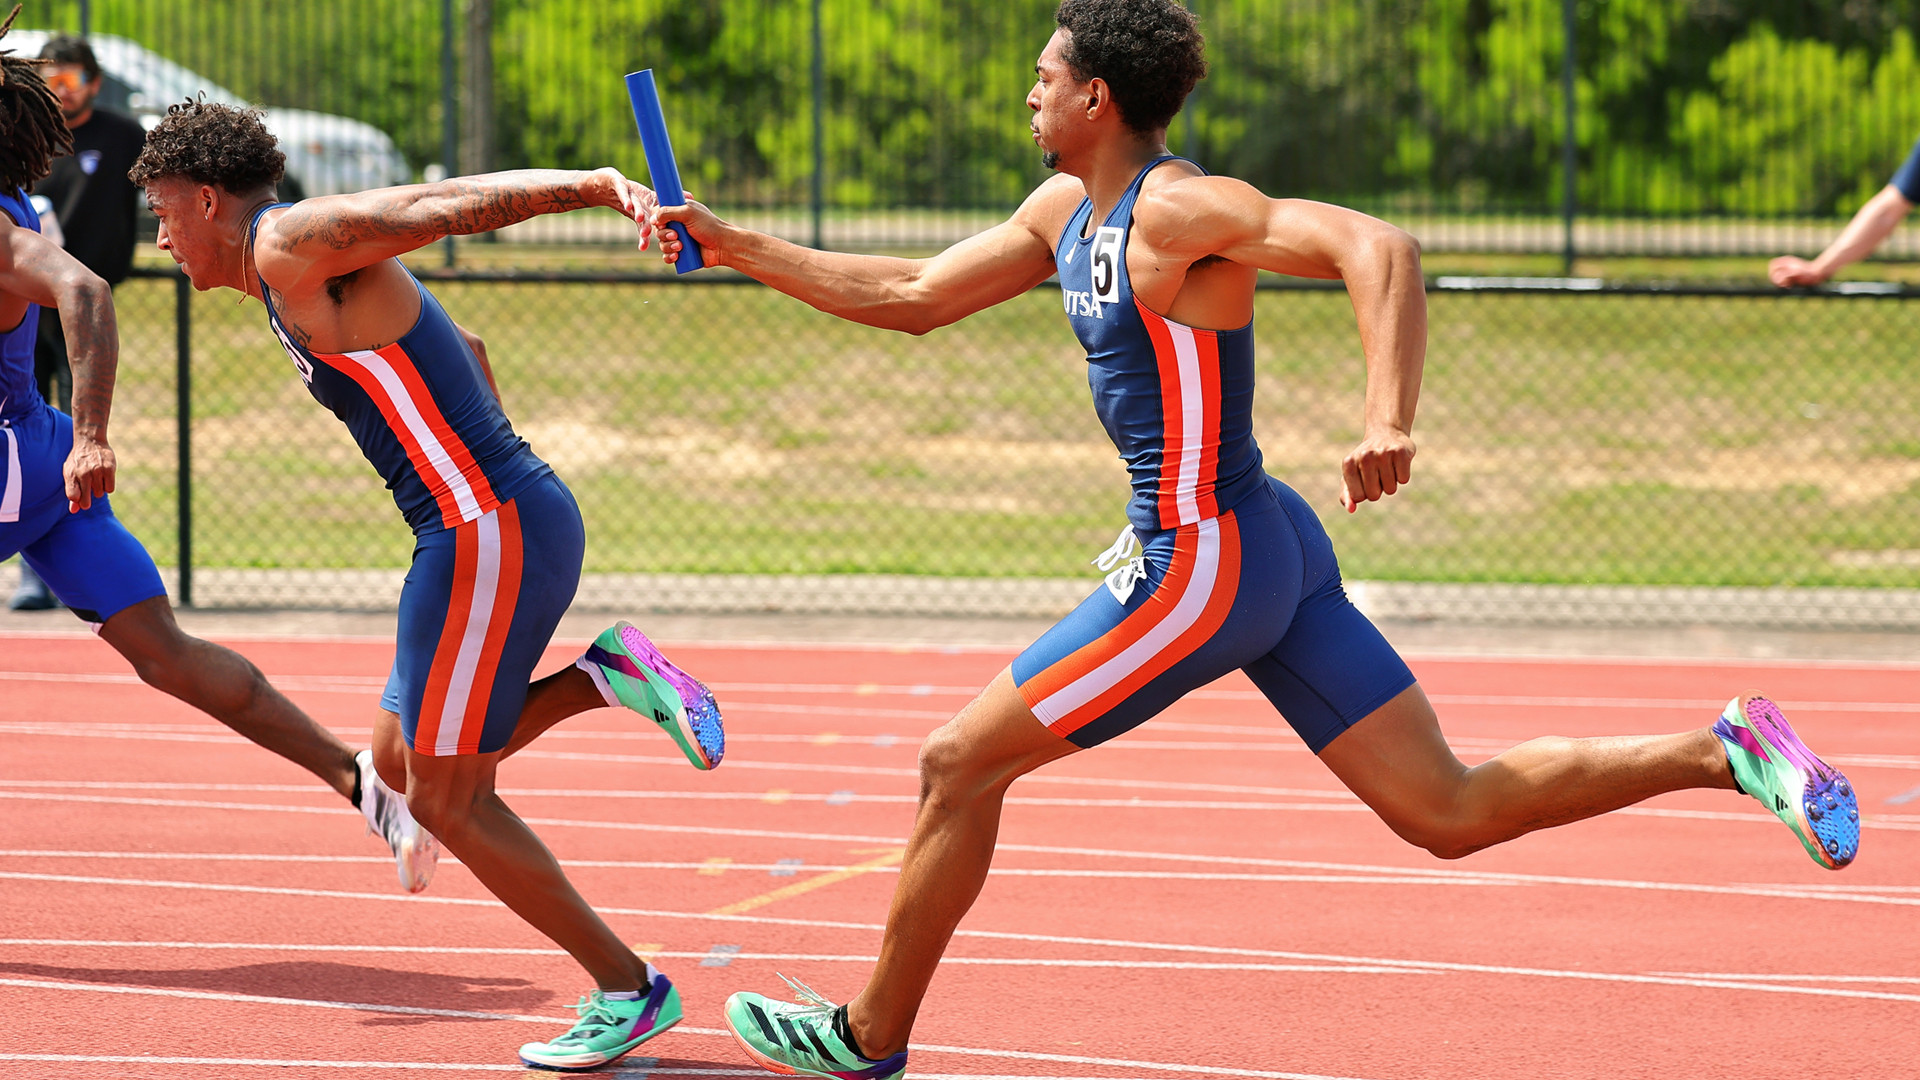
{"left": 356, "top": 749, "right": 439, "bottom": 893}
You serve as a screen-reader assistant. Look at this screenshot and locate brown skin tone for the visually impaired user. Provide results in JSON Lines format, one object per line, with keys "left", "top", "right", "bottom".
{"left": 0, "top": 216, "right": 360, "bottom": 800}
{"left": 143, "top": 166, "right": 664, "bottom": 992}
{"left": 1769, "top": 184, "right": 1914, "bottom": 287}
{"left": 658, "top": 28, "right": 1739, "bottom": 1057}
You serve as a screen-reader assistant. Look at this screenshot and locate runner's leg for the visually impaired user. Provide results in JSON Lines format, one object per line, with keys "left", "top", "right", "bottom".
{"left": 101, "top": 595, "right": 358, "bottom": 798}
{"left": 844, "top": 669, "right": 1077, "bottom": 1056}
{"left": 1317, "top": 684, "right": 1733, "bottom": 859}
{"left": 388, "top": 715, "right": 648, "bottom": 990}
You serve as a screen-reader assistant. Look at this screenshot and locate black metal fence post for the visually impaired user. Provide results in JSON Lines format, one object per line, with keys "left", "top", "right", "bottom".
{"left": 810, "top": 0, "right": 825, "bottom": 250}
{"left": 173, "top": 272, "right": 192, "bottom": 608}
{"left": 440, "top": 0, "right": 458, "bottom": 267}
{"left": 1561, "top": 0, "right": 1578, "bottom": 275}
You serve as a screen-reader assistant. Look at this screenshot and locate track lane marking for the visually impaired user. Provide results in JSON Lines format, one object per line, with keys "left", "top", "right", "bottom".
{"left": 9, "top": 718, "right": 1916, "bottom": 772}
{"left": 707, "top": 849, "right": 907, "bottom": 915}
{"left": 10, "top": 666, "right": 1920, "bottom": 713}
{"left": 5, "top": 794, "right": 1919, "bottom": 896}
{"left": 0, "top": 1061, "right": 1352, "bottom": 1080}
{"left": 8, "top": 789, "right": 1919, "bottom": 839}
{"left": 0, "top": 852, "right": 1527, "bottom": 886}
{"left": 0, "top": 984, "right": 1384, "bottom": 1080}
{"left": 7, "top": 870, "right": 1920, "bottom": 1003}
{"left": 0, "top": 940, "right": 1430, "bottom": 974}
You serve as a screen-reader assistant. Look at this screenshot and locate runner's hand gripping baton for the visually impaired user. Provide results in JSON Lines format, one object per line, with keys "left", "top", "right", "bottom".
{"left": 625, "top": 69, "right": 704, "bottom": 273}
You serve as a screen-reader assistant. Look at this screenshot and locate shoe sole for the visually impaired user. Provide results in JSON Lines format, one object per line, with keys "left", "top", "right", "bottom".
{"left": 519, "top": 1015, "right": 680, "bottom": 1071}
{"left": 393, "top": 830, "right": 440, "bottom": 894}
{"left": 615, "top": 621, "right": 725, "bottom": 770}
{"left": 1739, "top": 695, "right": 1859, "bottom": 869}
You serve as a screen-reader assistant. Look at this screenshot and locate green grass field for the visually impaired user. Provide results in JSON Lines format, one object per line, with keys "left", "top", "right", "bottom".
{"left": 97, "top": 267, "right": 1920, "bottom": 588}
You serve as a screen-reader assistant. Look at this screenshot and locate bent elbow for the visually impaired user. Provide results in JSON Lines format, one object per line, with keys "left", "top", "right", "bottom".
{"left": 1386, "top": 226, "right": 1422, "bottom": 267}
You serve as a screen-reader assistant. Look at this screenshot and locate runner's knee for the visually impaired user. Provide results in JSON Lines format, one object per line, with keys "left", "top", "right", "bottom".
{"left": 402, "top": 772, "right": 483, "bottom": 838}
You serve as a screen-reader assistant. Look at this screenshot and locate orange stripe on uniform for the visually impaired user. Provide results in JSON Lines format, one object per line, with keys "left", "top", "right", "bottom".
{"left": 456, "top": 500, "right": 524, "bottom": 754}
{"left": 375, "top": 344, "right": 500, "bottom": 518}
{"left": 414, "top": 521, "right": 480, "bottom": 755}
{"left": 1049, "top": 513, "right": 1242, "bottom": 735}
{"left": 1193, "top": 329, "right": 1222, "bottom": 519}
{"left": 1016, "top": 525, "right": 1202, "bottom": 726}
{"left": 1140, "top": 305, "right": 1185, "bottom": 529}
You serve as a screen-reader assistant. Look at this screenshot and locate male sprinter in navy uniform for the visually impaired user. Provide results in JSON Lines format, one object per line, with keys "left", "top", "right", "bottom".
{"left": 132, "top": 100, "right": 725, "bottom": 1070}
{"left": 656, "top": 1, "right": 1860, "bottom": 1075}
{"left": 0, "top": 11, "right": 435, "bottom": 897}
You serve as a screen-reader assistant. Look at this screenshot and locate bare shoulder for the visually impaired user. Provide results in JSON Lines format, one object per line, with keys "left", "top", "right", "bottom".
{"left": 1131, "top": 171, "right": 1267, "bottom": 254}
{"left": 1010, "top": 173, "right": 1092, "bottom": 246}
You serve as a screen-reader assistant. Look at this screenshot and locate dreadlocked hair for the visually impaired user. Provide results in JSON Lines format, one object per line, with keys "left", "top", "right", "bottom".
{"left": 0, "top": 6, "right": 73, "bottom": 193}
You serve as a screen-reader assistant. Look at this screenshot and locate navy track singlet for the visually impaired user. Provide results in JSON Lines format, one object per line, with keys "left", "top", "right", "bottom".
{"left": 1055, "top": 156, "right": 1266, "bottom": 532}
{"left": 248, "top": 203, "right": 551, "bottom": 534}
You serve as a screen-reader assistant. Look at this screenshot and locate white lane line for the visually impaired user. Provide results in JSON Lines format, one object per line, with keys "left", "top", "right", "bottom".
{"left": 13, "top": 667, "right": 1920, "bottom": 716}
{"left": 10, "top": 788, "right": 1920, "bottom": 842}
{"left": 0, "top": 779, "right": 1359, "bottom": 812}
{"left": 0, "top": 1064, "right": 1264, "bottom": 1080}
{"left": 1650, "top": 971, "right": 1920, "bottom": 985}
{"left": 0, "top": 1057, "right": 653, "bottom": 1076}
{"left": 5, "top": 792, "right": 1918, "bottom": 901}
{"left": 0, "top": 985, "right": 1382, "bottom": 1080}
{"left": 8, "top": 871, "right": 1920, "bottom": 1006}
{"left": 10, "top": 715, "right": 1916, "bottom": 773}
{"left": 0, "top": 852, "right": 1520, "bottom": 887}
{"left": 0, "top": 764, "right": 1370, "bottom": 803}
{"left": 0, "top": 940, "right": 1428, "bottom": 975}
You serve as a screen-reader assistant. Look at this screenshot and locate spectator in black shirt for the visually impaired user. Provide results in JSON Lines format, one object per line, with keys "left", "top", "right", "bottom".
{"left": 11, "top": 35, "right": 146, "bottom": 609}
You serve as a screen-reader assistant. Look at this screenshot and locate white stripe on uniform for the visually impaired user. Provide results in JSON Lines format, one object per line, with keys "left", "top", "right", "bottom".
{"left": 1166, "top": 322, "right": 1205, "bottom": 525}
{"left": 1030, "top": 517, "right": 1222, "bottom": 727}
{"left": 336, "top": 350, "right": 484, "bottom": 524}
{"left": 1, "top": 423, "right": 20, "bottom": 523}
{"left": 436, "top": 510, "right": 502, "bottom": 755}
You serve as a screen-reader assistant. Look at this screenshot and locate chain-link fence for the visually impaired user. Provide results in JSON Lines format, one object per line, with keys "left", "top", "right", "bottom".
{"left": 21, "top": 1, "right": 1920, "bottom": 256}
{"left": 65, "top": 270, "right": 1920, "bottom": 617}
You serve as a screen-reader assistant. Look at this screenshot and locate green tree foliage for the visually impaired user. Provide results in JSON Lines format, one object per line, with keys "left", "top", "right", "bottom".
{"left": 30, "top": 0, "right": 1920, "bottom": 216}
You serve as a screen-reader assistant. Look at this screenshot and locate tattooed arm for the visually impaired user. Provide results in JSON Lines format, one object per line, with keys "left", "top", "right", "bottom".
{"left": 257, "top": 168, "right": 658, "bottom": 292}
{"left": 0, "top": 216, "right": 119, "bottom": 511}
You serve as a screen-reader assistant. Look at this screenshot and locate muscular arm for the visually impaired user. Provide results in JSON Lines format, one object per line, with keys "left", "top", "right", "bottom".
{"left": 1770, "top": 185, "right": 1914, "bottom": 287}
{"left": 1137, "top": 177, "right": 1426, "bottom": 511}
{"left": 655, "top": 177, "right": 1080, "bottom": 334}
{"left": 257, "top": 168, "right": 657, "bottom": 293}
{"left": 0, "top": 219, "right": 119, "bottom": 509}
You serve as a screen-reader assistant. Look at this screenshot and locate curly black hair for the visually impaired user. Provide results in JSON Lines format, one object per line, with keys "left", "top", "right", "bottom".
{"left": 129, "top": 99, "right": 284, "bottom": 194}
{"left": 0, "top": 7, "right": 73, "bottom": 193}
{"left": 1054, "top": 0, "right": 1207, "bottom": 137}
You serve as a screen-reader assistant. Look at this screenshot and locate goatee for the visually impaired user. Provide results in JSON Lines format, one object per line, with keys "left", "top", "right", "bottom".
{"left": 1041, "top": 150, "right": 1060, "bottom": 171}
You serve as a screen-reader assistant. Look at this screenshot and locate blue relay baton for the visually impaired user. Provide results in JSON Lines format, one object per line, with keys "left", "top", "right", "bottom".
{"left": 625, "top": 69, "right": 704, "bottom": 274}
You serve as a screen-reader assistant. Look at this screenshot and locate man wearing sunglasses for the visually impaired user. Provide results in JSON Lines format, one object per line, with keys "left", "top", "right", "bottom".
{"left": 11, "top": 34, "right": 145, "bottom": 610}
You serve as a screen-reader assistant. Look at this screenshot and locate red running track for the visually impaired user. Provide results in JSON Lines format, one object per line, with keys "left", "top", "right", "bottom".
{"left": 2, "top": 630, "right": 1917, "bottom": 1079}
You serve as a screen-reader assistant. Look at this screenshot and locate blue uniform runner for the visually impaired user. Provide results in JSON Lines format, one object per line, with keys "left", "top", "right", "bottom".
{"left": 0, "top": 186, "right": 166, "bottom": 625}
{"left": 250, "top": 204, "right": 581, "bottom": 755}
{"left": 1011, "top": 158, "right": 1416, "bottom": 751}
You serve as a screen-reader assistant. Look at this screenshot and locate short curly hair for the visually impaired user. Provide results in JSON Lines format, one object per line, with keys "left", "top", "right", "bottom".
{"left": 1054, "top": 0, "right": 1207, "bottom": 137}
{"left": 0, "top": 8, "right": 71, "bottom": 193}
{"left": 130, "top": 99, "right": 284, "bottom": 194}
